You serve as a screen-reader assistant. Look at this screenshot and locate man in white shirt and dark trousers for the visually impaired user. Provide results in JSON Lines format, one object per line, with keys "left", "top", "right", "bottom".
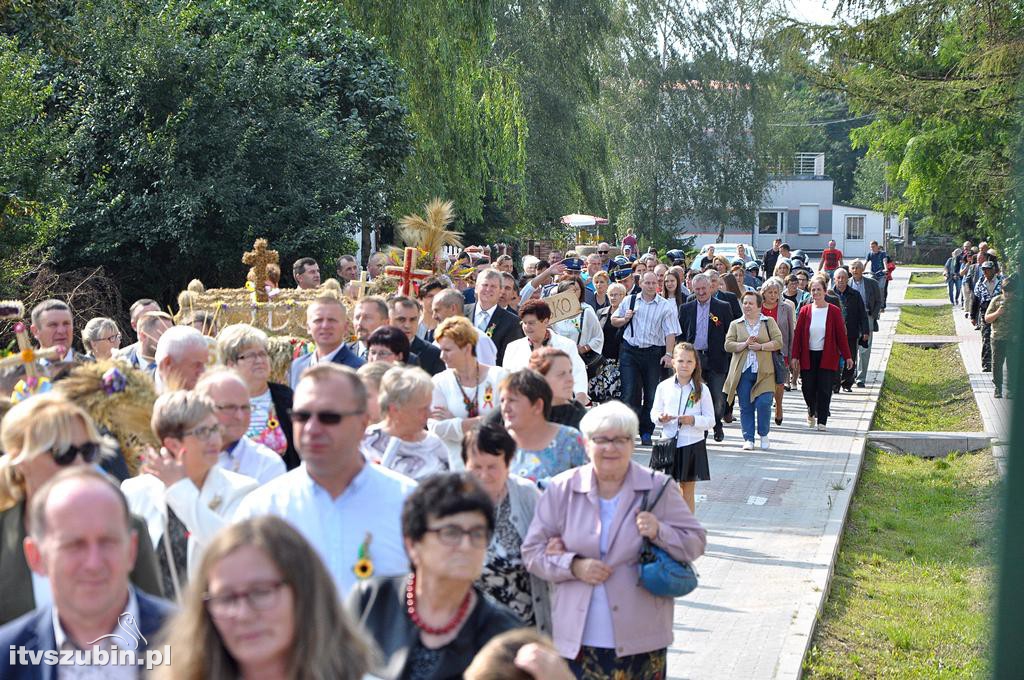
{"left": 612, "top": 272, "right": 682, "bottom": 445}
{"left": 235, "top": 364, "right": 416, "bottom": 597}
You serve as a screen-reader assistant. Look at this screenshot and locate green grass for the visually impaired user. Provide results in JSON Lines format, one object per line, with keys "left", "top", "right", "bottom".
{"left": 804, "top": 446, "right": 998, "bottom": 679}
{"left": 904, "top": 263, "right": 944, "bottom": 269}
{"left": 895, "top": 305, "right": 955, "bottom": 336}
{"left": 909, "top": 271, "right": 946, "bottom": 285}
{"left": 872, "top": 343, "right": 982, "bottom": 432}
{"left": 905, "top": 285, "right": 948, "bottom": 300}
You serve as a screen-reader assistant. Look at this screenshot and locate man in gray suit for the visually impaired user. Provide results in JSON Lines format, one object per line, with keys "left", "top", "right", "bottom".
{"left": 289, "top": 297, "right": 364, "bottom": 389}
{"left": 848, "top": 259, "right": 883, "bottom": 387}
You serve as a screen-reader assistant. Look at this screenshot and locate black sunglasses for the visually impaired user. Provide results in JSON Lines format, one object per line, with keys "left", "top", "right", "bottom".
{"left": 52, "top": 442, "right": 102, "bottom": 466}
{"left": 598, "top": 250, "right": 609, "bottom": 254}
{"left": 288, "top": 409, "right": 365, "bottom": 425}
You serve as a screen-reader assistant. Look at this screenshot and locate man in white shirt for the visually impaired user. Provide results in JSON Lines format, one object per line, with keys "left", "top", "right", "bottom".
{"left": 502, "top": 298, "right": 590, "bottom": 403}
{"left": 0, "top": 468, "right": 173, "bottom": 678}
{"left": 235, "top": 364, "right": 416, "bottom": 597}
{"left": 196, "top": 369, "right": 287, "bottom": 484}
{"left": 432, "top": 287, "right": 498, "bottom": 365}
{"left": 289, "top": 297, "right": 364, "bottom": 388}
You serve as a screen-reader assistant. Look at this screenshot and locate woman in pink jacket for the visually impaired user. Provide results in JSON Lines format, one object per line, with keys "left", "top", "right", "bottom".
{"left": 521, "top": 401, "right": 706, "bottom": 678}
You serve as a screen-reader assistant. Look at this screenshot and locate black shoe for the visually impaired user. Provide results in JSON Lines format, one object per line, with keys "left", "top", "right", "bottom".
{"left": 713, "top": 426, "right": 724, "bottom": 442}
{"left": 775, "top": 417, "right": 783, "bottom": 426}
{"left": 843, "top": 386, "right": 853, "bottom": 393}
{"left": 832, "top": 387, "right": 840, "bottom": 394}
{"left": 856, "top": 381, "right": 865, "bottom": 388}
{"left": 994, "top": 390, "right": 1002, "bottom": 398}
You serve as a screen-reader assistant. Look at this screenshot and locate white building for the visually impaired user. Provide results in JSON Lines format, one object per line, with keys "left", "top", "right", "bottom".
{"left": 677, "top": 153, "right": 902, "bottom": 256}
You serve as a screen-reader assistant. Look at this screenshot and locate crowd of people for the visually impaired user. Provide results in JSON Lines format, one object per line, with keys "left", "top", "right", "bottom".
{"left": 945, "top": 240, "right": 1016, "bottom": 398}
{"left": 0, "top": 231, "right": 977, "bottom": 679}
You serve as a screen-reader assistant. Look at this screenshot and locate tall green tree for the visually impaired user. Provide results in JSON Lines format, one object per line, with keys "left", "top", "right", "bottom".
{"left": 793, "top": 0, "right": 1023, "bottom": 245}
{"left": 341, "top": 0, "right": 528, "bottom": 238}
{"left": 37, "top": 0, "right": 411, "bottom": 302}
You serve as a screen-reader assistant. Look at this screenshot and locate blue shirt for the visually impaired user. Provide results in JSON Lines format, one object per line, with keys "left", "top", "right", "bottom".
{"left": 235, "top": 462, "right": 417, "bottom": 596}
{"left": 865, "top": 250, "right": 888, "bottom": 275}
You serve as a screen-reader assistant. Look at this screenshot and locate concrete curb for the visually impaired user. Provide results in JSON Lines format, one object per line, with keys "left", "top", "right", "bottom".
{"left": 867, "top": 430, "right": 994, "bottom": 457}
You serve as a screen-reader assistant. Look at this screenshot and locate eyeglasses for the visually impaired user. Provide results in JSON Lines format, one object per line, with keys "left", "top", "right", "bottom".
{"left": 214, "top": 403, "right": 252, "bottom": 414}
{"left": 236, "top": 350, "right": 270, "bottom": 362}
{"left": 51, "top": 442, "right": 102, "bottom": 466}
{"left": 425, "top": 525, "right": 491, "bottom": 548}
{"left": 204, "top": 580, "right": 287, "bottom": 618}
{"left": 289, "top": 409, "right": 365, "bottom": 425}
{"left": 181, "top": 423, "right": 222, "bottom": 441}
{"left": 97, "top": 333, "right": 121, "bottom": 343}
{"left": 367, "top": 347, "right": 397, "bottom": 360}
{"left": 589, "top": 435, "right": 633, "bottom": 447}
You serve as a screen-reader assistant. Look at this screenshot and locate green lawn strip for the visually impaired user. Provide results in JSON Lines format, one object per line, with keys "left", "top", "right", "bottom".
{"left": 905, "top": 285, "right": 948, "bottom": 300}
{"left": 903, "top": 263, "right": 944, "bottom": 269}
{"left": 804, "top": 447, "right": 998, "bottom": 679}
{"left": 909, "top": 271, "right": 946, "bottom": 285}
{"left": 872, "top": 343, "right": 982, "bottom": 432}
{"left": 895, "top": 305, "right": 956, "bottom": 336}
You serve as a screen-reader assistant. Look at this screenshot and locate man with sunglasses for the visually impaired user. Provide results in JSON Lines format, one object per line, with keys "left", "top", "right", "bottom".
{"left": 0, "top": 468, "right": 173, "bottom": 677}
{"left": 236, "top": 363, "right": 417, "bottom": 596}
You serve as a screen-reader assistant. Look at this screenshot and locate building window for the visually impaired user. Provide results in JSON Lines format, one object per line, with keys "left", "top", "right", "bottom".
{"left": 845, "top": 215, "right": 865, "bottom": 241}
{"left": 758, "top": 211, "right": 783, "bottom": 235}
{"left": 799, "top": 204, "right": 819, "bottom": 235}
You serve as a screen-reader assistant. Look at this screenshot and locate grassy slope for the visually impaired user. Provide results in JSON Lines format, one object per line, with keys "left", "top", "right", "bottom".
{"left": 896, "top": 305, "right": 955, "bottom": 336}
{"left": 804, "top": 447, "right": 998, "bottom": 679}
{"left": 872, "top": 343, "right": 982, "bottom": 432}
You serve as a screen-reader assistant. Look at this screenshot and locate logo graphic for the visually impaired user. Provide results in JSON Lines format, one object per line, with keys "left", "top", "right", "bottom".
{"left": 88, "top": 612, "right": 147, "bottom": 650}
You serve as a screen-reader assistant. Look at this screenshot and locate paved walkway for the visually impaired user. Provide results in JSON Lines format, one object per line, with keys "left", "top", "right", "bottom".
{"left": 645, "top": 271, "right": 908, "bottom": 679}
{"left": 951, "top": 295, "right": 1011, "bottom": 473}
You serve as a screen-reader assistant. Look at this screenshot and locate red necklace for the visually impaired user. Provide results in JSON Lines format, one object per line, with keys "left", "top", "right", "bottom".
{"left": 405, "top": 573, "right": 473, "bottom": 635}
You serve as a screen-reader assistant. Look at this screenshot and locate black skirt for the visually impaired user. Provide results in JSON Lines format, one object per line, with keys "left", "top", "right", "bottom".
{"left": 671, "top": 439, "right": 710, "bottom": 482}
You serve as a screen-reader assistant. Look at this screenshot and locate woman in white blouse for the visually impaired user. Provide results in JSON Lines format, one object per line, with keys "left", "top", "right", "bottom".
{"left": 429, "top": 316, "right": 507, "bottom": 467}
{"left": 548, "top": 278, "right": 604, "bottom": 357}
{"left": 652, "top": 343, "right": 715, "bottom": 512}
{"left": 122, "top": 391, "right": 258, "bottom": 600}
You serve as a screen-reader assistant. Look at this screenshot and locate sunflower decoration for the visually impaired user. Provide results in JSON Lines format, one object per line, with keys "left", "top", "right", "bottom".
{"left": 353, "top": 532, "right": 374, "bottom": 580}
{"left": 53, "top": 361, "right": 159, "bottom": 476}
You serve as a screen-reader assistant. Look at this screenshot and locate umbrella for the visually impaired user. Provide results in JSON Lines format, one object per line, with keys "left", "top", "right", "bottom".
{"left": 560, "top": 214, "right": 609, "bottom": 228}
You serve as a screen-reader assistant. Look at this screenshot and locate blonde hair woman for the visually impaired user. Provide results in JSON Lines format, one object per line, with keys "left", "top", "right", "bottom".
{"left": 82, "top": 317, "right": 122, "bottom": 360}
{"left": 155, "top": 516, "right": 372, "bottom": 680}
{"left": 0, "top": 394, "right": 163, "bottom": 624}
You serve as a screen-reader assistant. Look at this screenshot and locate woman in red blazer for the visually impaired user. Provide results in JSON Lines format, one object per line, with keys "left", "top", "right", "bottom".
{"left": 791, "top": 275, "right": 852, "bottom": 431}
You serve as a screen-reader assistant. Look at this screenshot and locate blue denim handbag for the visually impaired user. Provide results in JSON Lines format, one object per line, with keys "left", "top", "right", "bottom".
{"left": 637, "top": 474, "right": 699, "bottom": 598}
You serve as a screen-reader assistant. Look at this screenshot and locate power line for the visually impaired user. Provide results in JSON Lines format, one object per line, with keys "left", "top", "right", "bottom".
{"left": 768, "top": 113, "right": 876, "bottom": 127}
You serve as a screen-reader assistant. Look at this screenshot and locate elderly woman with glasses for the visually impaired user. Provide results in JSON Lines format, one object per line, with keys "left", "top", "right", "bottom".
{"left": 521, "top": 401, "right": 706, "bottom": 677}
{"left": 217, "top": 323, "right": 297, "bottom": 469}
{"left": 156, "top": 516, "right": 373, "bottom": 680}
{"left": 0, "top": 394, "right": 164, "bottom": 624}
{"left": 82, "top": 316, "right": 122, "bottom": 361}
{"left": 362, "top": 365, "right": 451, "bottom": 477}
{"left": 348, "top": 473, "right": 522, "bottom": 680}
{"left": 122, "top": 391, "right": 258, "bottom": 600}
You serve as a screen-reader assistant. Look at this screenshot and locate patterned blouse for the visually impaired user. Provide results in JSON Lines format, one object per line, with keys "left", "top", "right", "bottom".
{"left": 510, "top": 424, "right": 586, "bottom": 486}
{"left": 477, "top": 495, "right": 535, "bottom": 626}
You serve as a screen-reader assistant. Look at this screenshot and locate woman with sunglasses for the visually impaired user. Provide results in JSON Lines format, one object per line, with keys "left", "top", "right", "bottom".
{"left": 122, "top": 391, "right": 258, "bottom": 600}
{"left": 155, "top": 516, "right": 373, "bottom": 680}
{"left": 348, "top": 473, "right": 521, "bottom": 679}
{"left": 0, "top": 394, "right": 164, "bottom": 624}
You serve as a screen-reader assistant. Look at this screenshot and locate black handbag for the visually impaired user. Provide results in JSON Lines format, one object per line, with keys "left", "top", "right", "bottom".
{"left": 771, "top": 350, "right": 787, "bottom": 385}
{"left": 576, "top": 312, "right": 607, "bottom": 380}
{"left": 649, "top": 388, "right": 684, "bottom": 472}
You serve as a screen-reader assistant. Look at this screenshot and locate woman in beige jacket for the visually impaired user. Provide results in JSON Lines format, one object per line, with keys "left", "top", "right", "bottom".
{"left": 723, "top": 291, "right": 784, "bottom": 450}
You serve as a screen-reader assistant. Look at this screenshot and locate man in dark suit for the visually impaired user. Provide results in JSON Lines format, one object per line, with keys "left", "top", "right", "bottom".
{"left": 0, "top": 468, "right": 173, "bottom": 679}
{"left": 705, "top": 271, "right": 742, "bottom": 320}
{"left": 679, "top": 273, "right": 735, "bottom": 441}
{"left": 30, "top": 299, "right": 92, "bottom": 365}
{"left": 388, "top": 296, "right": 445, "bottom": 376}
{"left": 464, "top": 269, "right": 523, "bottom": 365}
{"left": 830, "top": 268, "right": 869, "bottom": 392}
{"left": 289, "top": 297, "right": 364, "bottom": 389}
{"left": 848, "top": 260, "right": 882, "bottom": 387}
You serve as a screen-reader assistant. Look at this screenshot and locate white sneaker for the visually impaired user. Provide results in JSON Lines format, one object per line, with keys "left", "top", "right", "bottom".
{"left": 760, "top": 436, "right": 770, "bottom": 450}
{"left": 816, "top": 423, "right": 827, "bottom": 431}
{"left": 742, "top": 440, "right": 754, "bottom": 451}
{"left": 807, "top": 415, "right": 816, "bottom": 428}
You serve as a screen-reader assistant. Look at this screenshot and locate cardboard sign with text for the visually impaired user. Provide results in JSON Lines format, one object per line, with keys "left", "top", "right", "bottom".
{"left": 545, "top": 290, "right": 582, "bottom": 324}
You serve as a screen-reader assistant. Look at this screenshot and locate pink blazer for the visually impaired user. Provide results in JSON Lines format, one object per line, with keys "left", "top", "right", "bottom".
{"left": 522, "top": 462, "right": 706, "bottom": 659}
